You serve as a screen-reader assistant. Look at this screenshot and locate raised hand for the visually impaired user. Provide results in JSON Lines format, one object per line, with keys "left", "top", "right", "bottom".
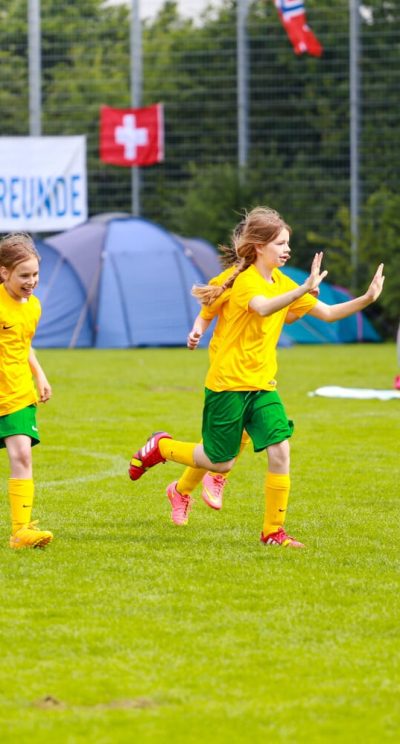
{"left": 303, "top": 252, "right": 328, "bottom": 293}
{"left": 365, "top": 263, "right": 385, "bottom": 302}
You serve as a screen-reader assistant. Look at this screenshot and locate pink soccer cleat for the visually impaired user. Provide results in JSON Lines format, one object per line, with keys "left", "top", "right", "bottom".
{"left": 260, "top": 527, "right": 305, "bottom": 548}
{"left": 201, "top": 472, "right": 226, "bottom": 510}
{"left": 166, "top": 481, "right": 194, "bottom": 526}
{"left": 129, "top": 431, "right": 172, "bottom": 481}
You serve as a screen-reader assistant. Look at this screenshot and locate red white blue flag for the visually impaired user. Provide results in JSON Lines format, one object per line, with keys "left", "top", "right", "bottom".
{"left": 274, "top": 0, "right": 323, "bottom": 57}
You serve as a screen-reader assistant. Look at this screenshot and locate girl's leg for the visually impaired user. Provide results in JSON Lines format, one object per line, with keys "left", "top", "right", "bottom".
{"left": 6, "top": 435, "right": 53, "bottom": 549}
{"left": 202, "top": 429, "right": 251, "bottom": 510}
{"left": 129, "top": 431, "right": 235, "bottom": 481}
{"left": 261, "top": 439, "right": 304, "bottom": 548}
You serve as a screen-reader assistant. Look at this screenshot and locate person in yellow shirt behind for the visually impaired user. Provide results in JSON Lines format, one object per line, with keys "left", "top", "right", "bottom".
{"left": 0, "top": 232, "right": 53, "bottom": 549}
{"left": 128, "top": 207, "right": 384, "bottom": 548}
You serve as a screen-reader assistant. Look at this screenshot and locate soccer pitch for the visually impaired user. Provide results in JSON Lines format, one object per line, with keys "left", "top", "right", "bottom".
{"left": 1, "top": 344, "right": 399, "bottom": 743}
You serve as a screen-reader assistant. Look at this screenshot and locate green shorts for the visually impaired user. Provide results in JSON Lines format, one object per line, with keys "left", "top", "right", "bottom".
{"left": 202, "top": 388, "right": 293, "bottom": 463}
{"left": 0, "top": 405, "right": 40, "bottom": 449}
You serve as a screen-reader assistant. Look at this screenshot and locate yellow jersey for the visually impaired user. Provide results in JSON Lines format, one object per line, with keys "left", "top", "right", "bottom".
{"left": 0, "top": 283, "right": 41, "bottom": 415}
{"left": 205, "top": 264, "right": 317, "bottom": 392}
{"left": 200, "top": 266, "right": 236, "bottom": 361}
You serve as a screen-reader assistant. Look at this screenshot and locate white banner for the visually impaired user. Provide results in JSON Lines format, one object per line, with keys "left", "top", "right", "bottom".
{"left": 0, "top": 136, "right": 87, "bottom": 232}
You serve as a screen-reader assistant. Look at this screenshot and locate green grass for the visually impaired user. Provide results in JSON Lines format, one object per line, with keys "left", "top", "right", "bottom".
{"left": 0, "top": 344, "right": 399, "bottom": 743}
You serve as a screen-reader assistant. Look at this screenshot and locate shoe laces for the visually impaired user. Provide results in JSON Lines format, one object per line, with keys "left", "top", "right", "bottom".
{"left": 211, "top": 474, "right": 225, "bottom": 495}
{"left": 27, "top": 520, "right": 40, "bottom": 531}
{"left": 178, "top": 493, "right": 193, "bottom": 516}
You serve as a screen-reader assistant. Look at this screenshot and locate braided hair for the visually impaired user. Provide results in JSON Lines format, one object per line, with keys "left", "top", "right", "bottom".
{"left": 192, "top": 207, "right": 290, "bottom": 306}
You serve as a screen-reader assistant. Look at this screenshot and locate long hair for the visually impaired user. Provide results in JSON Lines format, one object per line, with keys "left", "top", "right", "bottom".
{"left": 0, "top": 233, "right": 40, "bottom": 284}
{"left": 192, "top": 207, "right": 291, "bottom": 305}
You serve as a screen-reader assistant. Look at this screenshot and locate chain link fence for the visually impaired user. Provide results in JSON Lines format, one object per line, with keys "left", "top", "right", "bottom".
{"left": 0, "top": 0, "right": 399, "bottom": 255}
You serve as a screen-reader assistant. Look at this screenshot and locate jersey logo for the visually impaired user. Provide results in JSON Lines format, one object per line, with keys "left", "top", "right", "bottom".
{"left": 2, "top": 324, "right": 14, "bottom": 330}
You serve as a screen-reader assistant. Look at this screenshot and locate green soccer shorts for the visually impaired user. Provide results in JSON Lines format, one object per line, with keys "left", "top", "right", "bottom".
{"left": 202, "top": 388, "right": 294, "bottom": 463}
{"left": 0, "top": 405, "right": 40, "bottom": 449}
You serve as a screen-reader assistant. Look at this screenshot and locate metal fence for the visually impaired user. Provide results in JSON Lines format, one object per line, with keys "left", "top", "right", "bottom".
{"left": 0, "top": 0, "right": 399, "bottom": 251}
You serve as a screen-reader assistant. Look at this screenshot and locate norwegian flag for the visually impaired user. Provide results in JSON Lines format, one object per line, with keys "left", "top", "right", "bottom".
{"left": 274, "top": 0, "right": 323, "bottom": 57}
{"left": 99, "top": 104, "right": 164, "bottom": 167}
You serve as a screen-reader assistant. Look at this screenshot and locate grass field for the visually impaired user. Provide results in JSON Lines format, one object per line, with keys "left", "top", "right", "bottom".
{"left": 0, "top": 343, "right": 399, "bottom": 743}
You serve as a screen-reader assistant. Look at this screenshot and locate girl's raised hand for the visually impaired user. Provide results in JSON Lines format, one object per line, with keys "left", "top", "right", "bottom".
{"left": 304, "top": 252, "right": 328, "bottom": 293}
{"left": 365, "top": 263, "right": 385, "bottom": 302}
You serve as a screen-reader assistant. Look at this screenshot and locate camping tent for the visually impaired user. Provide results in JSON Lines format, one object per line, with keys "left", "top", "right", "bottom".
{"left": 33, "top": 216, "right": 380, "bottom": 348}
{"left": 34, "top": 216, "right": 218, "bottom": 348}
{"left": 281, "top": 267, "right": 380, "bottom": 344}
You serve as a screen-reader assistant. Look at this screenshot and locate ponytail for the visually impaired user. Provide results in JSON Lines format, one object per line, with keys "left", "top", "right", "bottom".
{"left": 192, "top": 258, "right": 249, "bottom": 306}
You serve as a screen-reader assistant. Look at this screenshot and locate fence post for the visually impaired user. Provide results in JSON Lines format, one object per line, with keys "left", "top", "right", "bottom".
{"left": 349, "top": 0, "right": 361, "bottom": 289}
{"left": 130, "top": 0, "right": 142, "bottom": 216}
{"left": 237, "top": 0, "right": 250, "bottom": 181}
{"left": 28, "top": 0, "right": 41, "bottom": 136}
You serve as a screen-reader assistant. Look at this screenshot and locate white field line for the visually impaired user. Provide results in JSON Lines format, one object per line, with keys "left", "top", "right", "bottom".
{"left": 41, "top": 447, "right": 128, "bottom": 488}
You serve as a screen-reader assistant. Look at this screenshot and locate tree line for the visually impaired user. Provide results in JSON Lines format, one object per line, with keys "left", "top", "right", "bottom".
{"left": 0, "top": 0, "right": 398, "bottom": 336}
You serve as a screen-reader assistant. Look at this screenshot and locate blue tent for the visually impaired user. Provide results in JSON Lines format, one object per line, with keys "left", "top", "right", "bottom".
{"left": 33, "top": 217, "right": 380, "bottom": 348}
{"left": 34, "top": 216, "right": 216, "bottom": 348}
{"left": 281, "top": 267, "right": 380, "bottom": 344}
{"left": 34, "top": 239, "right": 93, "bottom": 347}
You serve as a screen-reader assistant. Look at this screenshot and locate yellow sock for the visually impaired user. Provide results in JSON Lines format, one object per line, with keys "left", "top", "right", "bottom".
{"left": 9, "top": 478, "right": 34, "bottom": 535}
{"left": 262, "top": 472, "right": 290, "bottom": 537}
{"left": 159, "top": 438, "right": 197, "bottom": 468}
{"left": 177, "top": 465, "right": 206, "bottom": 494}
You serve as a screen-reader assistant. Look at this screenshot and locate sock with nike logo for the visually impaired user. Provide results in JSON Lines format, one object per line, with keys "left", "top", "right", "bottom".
{"left": 8, "top": 478, "right": 34, "bottom": 534}
{"left": 262, "top": 472, "right": 290, "bottom": 537}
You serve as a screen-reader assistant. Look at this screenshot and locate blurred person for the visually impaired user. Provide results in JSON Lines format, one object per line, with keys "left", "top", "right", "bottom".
{"left": 0, "top": 233, "right": 53, "bottom": 549}
{"left": 128, "top": 207, "right": 384, "bottom": 547}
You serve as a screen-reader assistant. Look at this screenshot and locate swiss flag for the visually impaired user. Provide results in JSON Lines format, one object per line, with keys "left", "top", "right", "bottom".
{"left": 99, "top": 104, "right": 164, "bottom": 167}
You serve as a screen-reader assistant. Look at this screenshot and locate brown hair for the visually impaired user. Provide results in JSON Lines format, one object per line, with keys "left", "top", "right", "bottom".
{"left": 0, "top": 233, "right": 40, "bottom": 284}
{"left": 192, "top": 207, "right": 291, "bottom": 305}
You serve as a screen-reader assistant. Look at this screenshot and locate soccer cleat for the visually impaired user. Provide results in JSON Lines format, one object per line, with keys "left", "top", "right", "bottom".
{"left": 10, "top": 521, "right": 53, "bottom": 549}
{"left": 260, "top": 527, "right": 305, "bottom": 548}
{"left": 166, "top": 481, "right": 193, "bottom": 526}
{"left": 201, "top": 472, "right": 226, "bottom": 510}
{"left": 129, "top": 431, "right": 172, "bottom": 481}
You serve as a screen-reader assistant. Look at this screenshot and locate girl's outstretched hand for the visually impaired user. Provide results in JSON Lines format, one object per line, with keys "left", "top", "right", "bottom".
{"left": 365, "top": 263, "right": 385, "bottom": 302}
{"left": 304, "top": 252, "right": 328, "bottom": 293}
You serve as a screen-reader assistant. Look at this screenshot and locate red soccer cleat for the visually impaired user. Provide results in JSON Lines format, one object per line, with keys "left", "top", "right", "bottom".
{"left": 260, "top": 527, "right": 305, "bottom": 548}
{"left": 129, "top": 431, "right": 172, "bottom": 481}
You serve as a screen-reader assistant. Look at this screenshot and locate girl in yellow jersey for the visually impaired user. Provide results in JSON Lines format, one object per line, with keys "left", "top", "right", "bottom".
{"left": 129, "top": 207, "right": 384, "bottom": 547}
{"left": 0, "top": 233, "right": 53, "bottom": 549}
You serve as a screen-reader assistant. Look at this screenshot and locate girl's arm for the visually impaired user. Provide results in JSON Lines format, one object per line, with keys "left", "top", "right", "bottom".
{"left": 29, "top": 347, "right": 52, "bottom": 403}
{"left": 187, "top": 315, "right": 212, "bottom": 349}
{"left": 286, "top": 287, "right": 320, "bottom": 324}
{"left": 250, "top": 252, "right": 327, "bottom": 317}
{"left": 308, "top": 264, "right": 384, "bottom": 322}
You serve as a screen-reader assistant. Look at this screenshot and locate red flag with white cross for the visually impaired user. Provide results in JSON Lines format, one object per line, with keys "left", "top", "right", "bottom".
{"left": 99, "top": 104, "right": 164, "bottom": 167}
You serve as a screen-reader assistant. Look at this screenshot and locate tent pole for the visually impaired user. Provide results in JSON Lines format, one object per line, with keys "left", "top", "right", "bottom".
{"left": 130, "top": 0, "right": 142, "bottom": 216}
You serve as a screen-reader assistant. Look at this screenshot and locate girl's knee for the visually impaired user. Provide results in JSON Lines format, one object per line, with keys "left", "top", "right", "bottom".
{"left": 267, "top": 440, "right": 290, "bottom": 469}
{"left": 213, "top": 458, "right": 235, "bottom": 473}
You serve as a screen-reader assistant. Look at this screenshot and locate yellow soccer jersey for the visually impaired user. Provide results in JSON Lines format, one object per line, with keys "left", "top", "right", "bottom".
{"left": 200, "top": 266, "right": 236, "bottom": 361}
{"left": 0, "top": 283, "right": 41, "bottom": 415}
{"left": 205, "top": 264, "right": 318, "bottom": 392}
